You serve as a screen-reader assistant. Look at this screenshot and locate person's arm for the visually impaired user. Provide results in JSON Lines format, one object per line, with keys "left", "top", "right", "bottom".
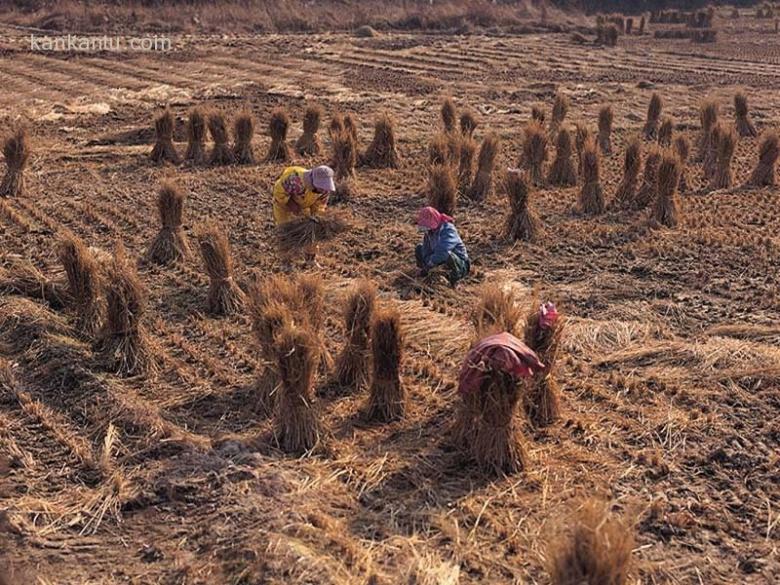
{"left": 426, "top": 224, "right": 460, "bottom": 268}
{"left": 274, "top": 171, "right": 302, "bottom": 214}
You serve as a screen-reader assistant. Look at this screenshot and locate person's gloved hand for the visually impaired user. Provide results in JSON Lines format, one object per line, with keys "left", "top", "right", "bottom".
{"left": 286, "top": 199, "right": 302, "bottom": 214}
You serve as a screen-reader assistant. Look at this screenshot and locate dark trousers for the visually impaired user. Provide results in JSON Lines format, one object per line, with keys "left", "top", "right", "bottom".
{"left": 416, "top": 245, "right": 470, "bottom": 285}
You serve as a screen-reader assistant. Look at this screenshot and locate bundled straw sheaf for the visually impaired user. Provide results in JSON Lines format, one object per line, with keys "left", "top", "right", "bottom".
{"left": 635, "top": 147, "right": 662, "bottom": 210}
{"left": 696, "top": 100, "right": 719, "bottom": 162}
{"left": 335, "top": 280, "right": 377, "bottom": 391}
{"left": 522, "top": 121, "right": 548, "bottom": 186}
{"left": 428, "top": 164, "right": 457, "bottom": 216}
{"left": 710, "top": 126, "right": 737, "bottom": 190}
{"left": 233, "top": 111, "right": 255, "bottom": 165}
{"left": 531, "top": 105, "right": 546, "bottom": 125}
{"left": 457, "top": 135, "right": 477, "bottom": 196}
{"left": 295, "top": 104, "right": 323, "bottom": 156}
{"left": 208, "top": 112, "right": 235, "bottom": 165}
{"left": 674, "top": 135, "right": 691, "bottom": 192}
{"left": 275, "top": 211, "right": 351, "bottom": 257}
{"left": 657, "top": 117, "right": 673, "bottom": 146}
{"left": 612, "top": 137, "right": 642, "bottom": 208}
{"left": 579, "top": 138, "right": 604, "bottom": 215}
{"left": 550, "top": 93, "right": 569, "bottom": 136}
{"left": 734, "top": 92, "right": 757, "bottom": 138}
{"left": 547, "top": 128, "right": 577, "bottom": 187}
{"left": 150, "top": 108, "right": 180, "bottom": 165}
{"left": 575, "top": 124, "right": 591, "bottom": 176}
{"left": 468, "top": 133, "right": 500, "bottom": 201}
{"left": 343, "top": 113, "right": 359, "bottom": 147}
{"left": 747, "top": 131, "right": 779, "bottom": 187}
{"left": 184, "top": 108, "right": 206, "bottom": 165}
{"left": 642, "top": 93, "right": 663, "bottom": 140}
{"left": 197, "top": 224, "right": 245, "bottom": 316}
{"left": 266, "top": 108, "right": 292, "bottom": 162}
{"left": 504, "top": 169, "right": 540, "bottom": 242}
{"left": 703, "top": 122, "right": 723, "bottom": 179}
{"left": 597, "top": 105, "right": 613, "bottom": 154}
{"left": 365, "top": 308, "right": 405, "bottom": 422}
{"left": 332, "top": 129, "right": 358, "bottom": 202}
{"left": 652, "top": 151, "right": 682, "bottom": 228}
{"left": 361, "top": 114, "right": 399, "bottom": 168}
{"left": 1, "top": 128, "right": 30, "bottom": 198}
{"left": 441, "top": 97, "right": 457, "bottom": 133}
{"left": 58, "top": 234, "right": 103, "bottom": 337}
{"left": 460, "top": 110, "right": 478, "bottom": 137}
{"left": 147, "top": 182, "right": 190, "bottom": 265}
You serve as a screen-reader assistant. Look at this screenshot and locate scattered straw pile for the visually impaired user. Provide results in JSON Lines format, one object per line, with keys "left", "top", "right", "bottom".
{"left": 460, "top": 110, "right": 478, "bottom": 136}
{"left": 579, "top": 138, "right": 604, "bottom": 215}
{"left": 58, "top": 234, "right": 103, "bottom": 337}
{"left": 747, "top": 131, "right": 778, "bottom": 187}
{"left": 274, "top": 324, "right": 321, "bottom": 454}
{"left": 266, "top": 108, "right": 292, "bottom": 162}
{"left": 674, "top": 135, "right": 691, "bottom": 192}
{"left": 295, "top": 104, "right": 323, "bottom": 156}
{"left": 657, "top": 117, "right": 673, "bottom": 146}
{"left": 550, "top": 93, "right": 570, "bottom": 137}
{"left": 147, "top": 181, "right": 190, "bottom": 265}
{"left": 0, "top": 257, "right": 68, "bottom": 309}
{"left": 150, "top": 108, "right": 180, "bottom": 165}
{"left": 597, "top": 105, "right": 613, "bottom": 154}
{"left": 457, "top": 135, "right": 477, "bottom": 196}
{"left": 696, "top": 100, "right": 719, "bottom": 162}
{"left": 613, "top": 136, "right": 642, "bottom": 208}
{"left": 652, "top": 151, "right": 682, "bottom": 228}
{"left": 522, "top": 121, "right": 548, "bottom": 186}
{"left": 196, "top": 224, "right": 245, "bottom": 316}
{"left": 546, "top": 499, "right": 634, "bottom": 585}
{"left": 710, "top": 126, "right": 737, "bottom": 190}
{"left": 232, "top": 111, "right": 255, "bottom": 165}
{"left": 208, "top": 112, "right": 235, "bottom": 165}
{"left": 428, "top": 164, "right": 457, "bottom": 216}
{"left": 361, "top": 114, "right": 399, "bottom": 168}
{"left": 441, "top": 97, "right": 457, "bottom": 133}
{"left": 1, "top": 129, "right": 30, "bottom": 198}
{"left": 184, "top": 108, "right": 206, "bottom": 165}
{"left": 95, "top": 246, "right": 157, "bottom": 377}
{"left": 365, "top": 307, "right": 405, "bottom": 422}
{"left": 635, "top": 147, "right": 662, "bottom": 210}
{"left": 642, "top": 93, "right": 663, "bottom": 140}
{"left": 734, "top": 92, "right": 757, "bottom": 138}
{"left": 547, "top": 128, "right": 577, "bottom": 187}
{"left": 468, "top": 133, "right": 500, "bottom": 201}
{"left": 335, "top": 280, "right": 377, "bottom": 391}
{"left": 504, "top": 169, "right": 540, "bottom": 242}
{"left": 275, "top": 211, "right": 351, "bottom": 258}
{"left": 524, "top": 302, "right": 563, "bottom": 427}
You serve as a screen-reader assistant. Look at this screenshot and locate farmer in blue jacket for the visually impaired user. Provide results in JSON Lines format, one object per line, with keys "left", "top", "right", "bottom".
{"left": 415, "top": 206, "right": 470, "bottom": 286}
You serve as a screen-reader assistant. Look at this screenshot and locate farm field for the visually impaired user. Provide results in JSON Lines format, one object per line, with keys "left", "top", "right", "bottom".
{"left": 0, "top": 7, "right": 779, "bottom": 584}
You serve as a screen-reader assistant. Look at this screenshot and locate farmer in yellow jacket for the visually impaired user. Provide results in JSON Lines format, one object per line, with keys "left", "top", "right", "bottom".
{"left": 272, "top": 165, "right": 335, "bottom": 225}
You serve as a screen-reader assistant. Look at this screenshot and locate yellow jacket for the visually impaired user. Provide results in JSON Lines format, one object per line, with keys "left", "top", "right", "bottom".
{"left": 272, "top": 166, "right": 327, "bottom": 225}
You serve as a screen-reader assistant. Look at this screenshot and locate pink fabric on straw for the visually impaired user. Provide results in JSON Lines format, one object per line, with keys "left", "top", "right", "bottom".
{"left": 458, "top": 332, "right": 545, "bottom": 395}
{"left": 416, "top": 206, "right": 453, "bottom": 230}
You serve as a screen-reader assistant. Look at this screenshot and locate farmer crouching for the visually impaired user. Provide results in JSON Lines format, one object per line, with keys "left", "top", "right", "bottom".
{"left": 415, "top": 206, "right": 470, "bottom": 287}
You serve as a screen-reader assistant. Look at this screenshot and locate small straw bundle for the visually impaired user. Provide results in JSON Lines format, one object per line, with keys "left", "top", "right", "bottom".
{"left": 428, "top": 164, "right": 457, "bottom": 216}
{"left": 149, "top": 108, "right": 180, "bottom": 165}
{"left": 329, "top": 113, "right": 345, "bottom": 138}
{"left": 597, "top": 105, "right": 613, "bottom": 154}
{"left": 457, "top": 135, "right": 477, "bottom": 196}
{"left": 298, "top": 273, "right": 332, "bottom": 374}
{"left": 734, "top": 92, "right": 757, "bottom": 138}
{"left": 146, "top": 182, "right": 190, "bottom": 265}
{"left": 612, "top": 137, "right": 642, "bottom": 208}
{"left": 441, "top": 97, "right": 458, "bottom": 133}
{"left": 58, "top": 234, "right": 103, "bottom": 337}
{"left": 635, "top": 147, "right": 662, "bottom": 210}
{"left": 332, "top": 129, "right": 357, "bottom": 201}
{"left": 545, "top": 499, "right": 634, "bottom": 585}
{"left": 657, "top": 117, "right": 674, "bottom": 146}
{"left": 184, "top": 108, "right": 206, "bottom": 165}
{"left": 295, "top": 104, "right": 323, "bottom": 156}
{"left": 1, "top": 128, "right": 30, "bottom": 197}
{"left": 365, "top": 308, "right": 405, "bottom": 423}
{"left": 652, "top": 151, "right": 682, "bottom": 228}
{"left": 575, "top": 124, "right": 591, "bottom": 177}
{"left": 747, "top": 131, "right": 779, "bottom": 187}
{"left": 522, "top": 121, "right": 548, "bottom": 186}
{"left": 266, "top": 108, "right": 292, "bottom": 162}
{"left": 196, "top": 224, "right": 245, "bottom": 316}
{"left": 343, "top": 114, "right": 359, "bottom": 147}
{"left": 429, "top": 133, "right": 451, "bottom": 167}
{"left": 335, "top": 280, "right": 377, "bottom": 391}
{"left": 460, "top": 110, "right": 478, "bottom": 136}
{"left": 703, "top": 123, "right": 724, "bottom": 179}
{"left": 547, "top": 128, "right": 577, "bottom": 187}
{"left": 274, "top": 324, "right": 322, "bottom": 454}
{"left": 96, "top": 246, "right": 157, "bottom": 377}
{"left": 208, "top": 112, "right": 235, "bottom": 165}
{"left": 674, "top": 135, "right": 691, "bottom": 192}
{"left": 579, "top": 138, "right": 605, "bottom": 215}
{"left": 550, "top": 93, "right": 570, "bottom": 137}
{"left": 468, "top": 133, "right": 500, "bottom": 201}
{"left": 361, "top": 114, "right": 399, "bottom": 168}
{"left": 710, "top": 127, "right": 737, "bottom": 190}
{"left": 232, "top": 111, "right": 255, "bottom": 165}
{"left": 523, "top": 302, "right": 563, "bottom": 427}
{"left": 275, "top": 211, "right": 351, "bottom": 258}
{"left": 531, "top": 105, "right": 546, "bottom": 125}
{"left": 696, "top": 100, "right": 719, "bottom": 161}
{"left": 642, "top": 93, "right": 663, "bottom": 140}
{"left": 504, "top": 169, "right": 540, "bottom": 242}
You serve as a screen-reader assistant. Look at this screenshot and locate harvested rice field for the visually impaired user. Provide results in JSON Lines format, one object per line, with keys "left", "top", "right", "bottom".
{"left": 0, "top": 5, "right": 778, "bottom": 584}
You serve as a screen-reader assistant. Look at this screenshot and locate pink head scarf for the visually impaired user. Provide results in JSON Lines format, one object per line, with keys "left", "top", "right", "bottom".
{"left": 538, "top": 302, "right": 559, "bottom": 329}
{"left": 416, "top": 206, "right": 453, "bottom": 231}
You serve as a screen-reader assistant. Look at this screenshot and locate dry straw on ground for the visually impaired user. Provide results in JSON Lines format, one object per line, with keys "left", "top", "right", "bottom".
{"left": 1, "top": 128, "right": 30, "bottom": 198}
{"left": 613, "top": 136, "right": 642, "bottom": 208}
{"left": 597, "top": 105, "right": 613, "bottom": 154}
{"left": 652, "top": 151, "right": 682, "bottom": 228}
{"left": 232, "top": 111, "right": 255, "bottom": 165}
{"left": 335, "top": 280, "right": 377, "bottom": 391}
{"left": 361, "top": 114, "right": 399, "bottom": 169}
{"left": 710, "top": 126, "right": 737, "bottom": 190}
{"left": 522, "top": 120, "right": 548, "bottom": 186}
{"left": 207, "top": 112, "right": 235, "bottom": 165}
{"left": 642, "top": 93, "right": 663, "bottom": 139}
{"left": 365, "top": 307, "right": 405, "bottom": 422}
{"left": 428, "top": 164, "right": 457, "bottom": 216}
{"left": 295, "top": 104, "right": 323, "bottom": 156}
{"left": 184, "top": 108, "right": 206, "bottom": 165}
{"left": 58, "top": 234, "right": 103, "bottom": 337}
{"left": 266, "top": 109, "right": 292, "bottom": 162}
{"left": 441, "top": 97, "right": 457, "bottom": 133}
{"left": 146, "top": 181, "right": 191, "bottom": 265}
{"left": 149, "top": 108, "right": 180, "bottom": 165}
{"left": 550, "top": 93, "right": 570, "bottom": 136}
{"left": 523, "top": 302, "right": 563, "bottom": 427}
{"left": 696, "top": 100, "right": 719, "bottom": 161}
{"left": 734, "top": 92, "right": 757, "bottom": 137}
{"left": 0, "top": 258, "right": 68, "bottom": 309}
{"left": 674, "top": 135, "right": 691, "bottom": 192}
{"left": 459, "top": 110, "right": 477, "bottom": 136}
{"left": 95, "top": 246, "right": 157, "bottom": 377}
{"left": 579, "top": 138, "right": 604, "bottom": 215}
{"left": 275, "top": 212, "right": 350, "bottom": 257}
{"left": 747, "top": 130, "right": 778, "bottom": 187}
{"left": 457, "top": 135, "right": 477, "bottom": 196}
{"left": 635, "top": 147, "right": 662, "bottom": 209}
{"left": 196, "top": 224, "right": 245, "bottom": 317}
{"left": 504, "top": 168, "right": 540, "bottom": 242}
{"left": 468, "top": 133, "right": 500, "bottom": 201}
{"left": 547, "top": 128, "right": 577, "bottom": 187}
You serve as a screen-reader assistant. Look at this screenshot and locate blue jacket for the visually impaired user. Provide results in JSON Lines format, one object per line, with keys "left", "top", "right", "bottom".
{"left": 420, "top": 222, "right": 468, "bottom": 268}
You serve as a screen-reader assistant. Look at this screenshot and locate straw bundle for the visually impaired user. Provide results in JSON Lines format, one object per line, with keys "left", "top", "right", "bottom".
{"left": 150, "top": 108, "right": 180, "bottom": 165}
{"left": 441, "top": 97, "right": 457, "bottom": 133}
{"left": 696, "top": 100, "right": 719, "bottom": 162}
{"left": 365, "top": 308, "right": 405, "bottom": 422}
{"left": 674, "top": 135, "right": 691, "bottom": 192}
{"left": 184, "top": 108, "right": 206, "bottom": 165}
{"left": 275, "top": 212, "right": 350, "bottom": 257}
{"left": 208, "top": 112, "right": 235, "bottom": 165}
{"left": 547, "top": 128, "right": 577, "bottom": 187}
{"left": 652, "top": 151, "right": 682, "bottom": 228}
{"left": 550, "top": 93, "right": 569, "bottom": 136}
{"left": 233, "top": 111, "right": 255, "bottom": 165}
{"left": 146, "top": 181, "right": 190, "bottom": 265}
{"left": 734, "top": 92, "right": 757, "bottom": 138}
{"left": 460, "top": 110, "right": 478, "bottom": 136}
{"left": 635, "top": 147, "right": 661, "bottom": 210}
{"left": 335, "top": 280, "right": 377, "bottom": 391}
{"left": 295, "top": 104, "right": 323, "bottom": 156}
{"left": 58, "top": 234, "right": 103, "bottom": 337}
{"left": 1, "top": 128, "right": 30, "bottom": 197}
{"left": 196, "top": 224, "right": 245, "bottom": 316}
{"left": 504, "top": 169, "right": 540, "bottom": 242}
{"left": 468, "top": 133, "right": 500, "bottom": 201}
{"left": 747, "top": 131, "right": 779, "bottom": 187}
{"left": 522, "top": 121, "right": 548, "bottom": 186}
{"left": 523, "top": 302, "right": 563, "bottom": 427}
{"left": 457, "top": 135, "right": 477, "bottom": 196}
{"left": 361, "top": 114, "right": 399, "bottom": 168}
{"left": 579, "top": 138, "right": 605, "bottom": 215}
{"left": 266, "top": 108, "right": 292, "bottom": 162}
{"left": 612, "top": 137, "right": 642, "bottom": 208}
{"left": 428, "top": 164, "right": 457, "bottom": 216}
{"left": 642, "top": 93, "right": 663, "bottom": 140}
{"left": 597, "top": 105, "right": 613, "bottom": 154}
{"left": 710, "top": 127, "right": 737, "bottom": 190}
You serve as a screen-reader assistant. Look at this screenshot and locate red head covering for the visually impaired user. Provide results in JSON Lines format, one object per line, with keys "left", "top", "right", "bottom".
{"left": 416, "top": 206, "right": 453, "bottom": 230}
{"left": 458, "top": 332, "right": 545, "bottom": 394}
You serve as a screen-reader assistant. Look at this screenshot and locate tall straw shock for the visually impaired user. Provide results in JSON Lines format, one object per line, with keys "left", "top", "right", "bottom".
{"left": 547, "top": 128, "right": 577, "bottom": 187}
{"left": 1, "top": 128, "right": 30, "bottom": 198}
{"left": 334, "top": 280, "right": 377, "bottom": 391}
{"left": 550, "top": 93, "right": 569, "bottom": 137}
{"left": 146, "top": 182, "right": 191, "bottom": 265}
{"left": 504, "top": 169, "right": 540, "bottom": 242}
{"left": 266, "top": 108, "right": 292, "bottom": 162}
{"left": 523, "top": 302, "right": 563, "bottom": 427}
{"left": 196, "top": 224, "right": 245, "bottom": 316}
{"left": 612, "top": 137, "right": 642, "bottom": 209}
{"left": 635, "top": 147, "right": 662, "bottom": 210}
{"left": 332, "top": 129, "right": 358, "bottom": 202}
{"left": 642, "top": 93, "right": 663, "bottom": 140}
{"left": 365, "top": 308, "right": 405, "bottom": 422}
{"left": 150, "top": 108, "right": 180, "bottom": 165}
{"left": 579, "top": 138, "right": 605, "bottom": 215}
{"left": 710, "top": 127, "right": 737, "bottom": 190}
{"left": 696, "top": 100, "right": 719, "bottom": 162}
{"left": 575, "top": 124, "right": 591, "bottom": 177}
{"left": 233, "top": 111, "right": 255, "bottom": 165}
{"left": 58, "top": 234, "right": 103, "bottom": 337}
{"left": 361, "top": 114, "right": 400, "bottom": 169}
{"left": 674, "top": 135, "right": 691, "bottom": 192}
{"left": 295, "top": 104, "right": 323, "bottom": 156}
{"left": 747, "top": 131, "right": 779, "bottom": 187}
{"left": 428, "top": 164, "right": 457, "bottom": 216}
{"left": 441, "top": 97, "right": 457, "bottom": 133}
{"left": 208, "top": 112, "right": 235, "bottom": 165}
{"left": 522, "top": 121, "right": 548, "bottom": 186}
{"left": 734, "top": 92, "right": 757, "bottom": 138}
{"left": 457, "top": 135, "right": 477, "bottom": 196}
{"left": 652, "top": 151, "right": 682, "bottom": 228}
{"left": 468, "top": 133, "right": 500, "bottom": 201}
{"left": 460, "top": 110, "right": 478, "bottom": 137}
{"left": 597, "top": 105, "right": 613, "bottom": 154}
{"left": 657, "top": 117, "right": 674, "bottom": 147}
{"left": 184, "top": 108, "right": 206, "bottom": 165}
{"left": 703, "top": 122, "right": 723, "bottom": 179}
